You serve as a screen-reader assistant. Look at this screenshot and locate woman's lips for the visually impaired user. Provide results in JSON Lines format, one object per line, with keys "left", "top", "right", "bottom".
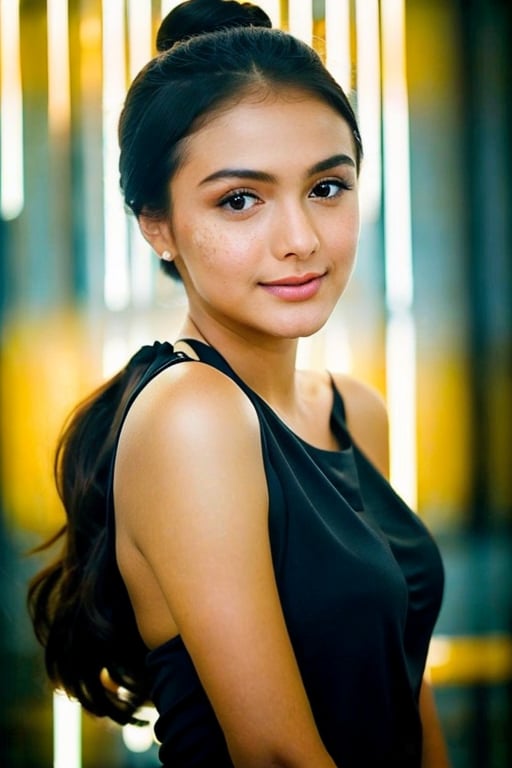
{"left": 259, "top": 273, "right": 325, "bottom": 301}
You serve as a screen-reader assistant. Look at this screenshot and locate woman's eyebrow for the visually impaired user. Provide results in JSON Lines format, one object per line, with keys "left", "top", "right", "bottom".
{"left": 308, "top": 153, "right": 355, "bottom": 175}
{"left": 199, "top": 154, "right": 355, "bottom": 187}
{"left": 200, "top": 168, "right": 276, "bottom": 185}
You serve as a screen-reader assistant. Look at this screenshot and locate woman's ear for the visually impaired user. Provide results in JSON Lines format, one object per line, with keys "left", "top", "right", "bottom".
{"left": 138, "top": 215, "right": 177, "bottom": 262}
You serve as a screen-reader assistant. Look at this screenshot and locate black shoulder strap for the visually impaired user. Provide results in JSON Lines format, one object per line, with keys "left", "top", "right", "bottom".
{"left": 328, "top": 374, "right": 347, "bottom": 423}
{"left": 176, "top": 338, "right": 243, "bottom": 380}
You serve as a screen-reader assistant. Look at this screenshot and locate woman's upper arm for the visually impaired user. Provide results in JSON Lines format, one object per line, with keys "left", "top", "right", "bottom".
{"left": 332, "top": 372, "right": 390, "bottom": 478}
{"left": 114, "top": 363, "right": 335, "bottom": 768}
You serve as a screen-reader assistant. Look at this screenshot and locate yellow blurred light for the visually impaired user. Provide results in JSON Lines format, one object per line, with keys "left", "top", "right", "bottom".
{"left": 79, "top": 15, "right": 102, "bottom": 48}
{"left": 428, "top": 634, "right": 512, "bottom": 686}
{"left": 0, "top": 313, "right": 103, "bottom": 533}
{"left": 47, "top": 0, "right": 70, "bottom": 134}
{"left": 79, "top": 14, "right": 102, "bottom": 93}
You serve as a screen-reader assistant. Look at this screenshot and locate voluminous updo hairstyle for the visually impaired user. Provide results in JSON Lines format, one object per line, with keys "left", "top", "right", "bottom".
{"left": 119, "top": 0, "right": 363, "bottom": 280}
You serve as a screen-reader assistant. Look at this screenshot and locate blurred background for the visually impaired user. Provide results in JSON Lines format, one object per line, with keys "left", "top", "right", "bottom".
{"left": 1, "top": 0, "right": 511, "bottom": 765}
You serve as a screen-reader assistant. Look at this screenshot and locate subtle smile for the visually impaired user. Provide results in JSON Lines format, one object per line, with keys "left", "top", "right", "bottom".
{"left": 259, "top": 272, "right": 326, "bottom": 301}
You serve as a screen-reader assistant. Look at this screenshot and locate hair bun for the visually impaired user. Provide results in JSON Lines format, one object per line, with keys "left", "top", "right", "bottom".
{"left": 156, "top": 0, "right": 272, "bottom": 52}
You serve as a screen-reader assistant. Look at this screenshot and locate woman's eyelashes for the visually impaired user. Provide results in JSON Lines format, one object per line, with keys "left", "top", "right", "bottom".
{"left": 309, "top": 177, "right": 353, "bottom": 199}
{"left": 218, "top": 189, "right": 261, "bottom": 212}
{"left": 217, "top": 176, "right": 353, "bottom": 213}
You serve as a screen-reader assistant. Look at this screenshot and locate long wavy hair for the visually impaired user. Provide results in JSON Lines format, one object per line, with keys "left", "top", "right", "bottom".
{"left": 28, "top": 0, "right": 363, "bottom": 724}
{"left": 28, "top": 354, "right": 156, "bottom": 722}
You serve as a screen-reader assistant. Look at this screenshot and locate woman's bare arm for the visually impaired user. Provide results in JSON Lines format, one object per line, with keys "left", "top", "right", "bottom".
{"left": 114, "top": 362, "right": 336, "bottom": 768}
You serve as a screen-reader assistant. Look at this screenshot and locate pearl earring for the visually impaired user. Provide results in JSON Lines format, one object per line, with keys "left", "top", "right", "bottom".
{"left": 161, "top": 250, "right": 172, "bottom": 261}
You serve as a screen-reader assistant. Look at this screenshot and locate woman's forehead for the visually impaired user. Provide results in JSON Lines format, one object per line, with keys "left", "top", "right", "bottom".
{"left": 176, "top": 90, "right": 355, "bottom": 174}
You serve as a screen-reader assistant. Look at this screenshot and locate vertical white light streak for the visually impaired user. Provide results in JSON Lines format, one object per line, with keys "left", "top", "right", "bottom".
{"left": 102, "top": 333, "right": 130, "bottom": 378}
{"left": 127, "top": 0, "right": 154, "bottom": 307}
{"left": 325, "top": 323, "right": 353, "bottom": 374}
{"left": 161, "top": 0, "right": 185, "bottom": 18}
{"left": 53, "top": 691, "right": 82, "bottom": 768}
{"left": 381, "top": 0, "right": 413, "bottom": 310}
{"left": 381, "top": 0, "right": 417, "bottom": 509}
{"left": 385, "top": 313, "right": 417, "bottom": 506}
{"left": 0, "top": 0, "right": 24, "bottom": 220}
{"left": 325, "top": 0, "right": 351, "bottom": 92}
{"left": 288, "top": 0, "right": 313, "bottom": 44}
{"left": 102, "top": 0, "right": 130, "bottom": 310}
{"left": 255, "top": 0, "right": 280, "bottom": 26}
{"left": 355, "top": 0, "right": 381, "bottom": 222}
{"left": 47, "top": 0, "right": 70, "bottom": 134}
{"left": 128, "top": 0, "right": 152, "bottom": 79}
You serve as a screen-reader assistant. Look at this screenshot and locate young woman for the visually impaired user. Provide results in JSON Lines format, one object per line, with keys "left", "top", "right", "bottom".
{"left": 28, "top": 1, "right": 450, "bottom": 766}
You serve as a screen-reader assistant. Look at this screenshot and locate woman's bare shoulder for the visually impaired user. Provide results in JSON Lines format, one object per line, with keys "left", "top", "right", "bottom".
{"left": 114, "top": 359, "right": 265, "bottom": 528}
{"left": 113, "top": 359, "right": 270, "bottom": 648}
{"left": 120, "top": 358, "right": 260, "bottom": 449}
{"left": 330, "top": 371, "right": 389, "bottom": 477}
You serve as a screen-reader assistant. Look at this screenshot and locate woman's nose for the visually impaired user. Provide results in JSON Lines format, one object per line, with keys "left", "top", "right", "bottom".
{"left": 272, "top": 201, "right": 320, "bottom": 260}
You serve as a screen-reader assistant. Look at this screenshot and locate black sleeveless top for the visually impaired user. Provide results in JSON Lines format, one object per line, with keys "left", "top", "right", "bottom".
{"left": 112, "top": 340, "right": 445, "bottom": 768}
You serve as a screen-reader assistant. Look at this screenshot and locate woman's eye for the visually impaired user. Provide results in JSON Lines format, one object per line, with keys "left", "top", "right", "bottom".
{"left": 310, "top": 179, "right": 348, "bottom": 199}
{"left": 219, "top": 191, "right": 259, "bottom": 212}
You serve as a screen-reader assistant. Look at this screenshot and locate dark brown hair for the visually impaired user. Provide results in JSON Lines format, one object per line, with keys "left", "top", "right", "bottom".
{"left": 28, "top": 358, "right": 154, "bottom": 722}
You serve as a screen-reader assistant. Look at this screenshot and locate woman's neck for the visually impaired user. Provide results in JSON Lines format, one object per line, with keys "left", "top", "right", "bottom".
{"left": 177, "top": 315, "right": 300, "bottom": 410}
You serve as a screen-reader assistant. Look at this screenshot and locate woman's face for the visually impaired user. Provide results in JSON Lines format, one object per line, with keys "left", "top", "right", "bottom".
{"left": 161, "top": 89, "right": 360, "bottom": 343}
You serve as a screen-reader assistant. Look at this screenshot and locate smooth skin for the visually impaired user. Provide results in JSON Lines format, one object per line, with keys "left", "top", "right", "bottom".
{"left": 114, "top": 90, "right": 450, "bottom": 767}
